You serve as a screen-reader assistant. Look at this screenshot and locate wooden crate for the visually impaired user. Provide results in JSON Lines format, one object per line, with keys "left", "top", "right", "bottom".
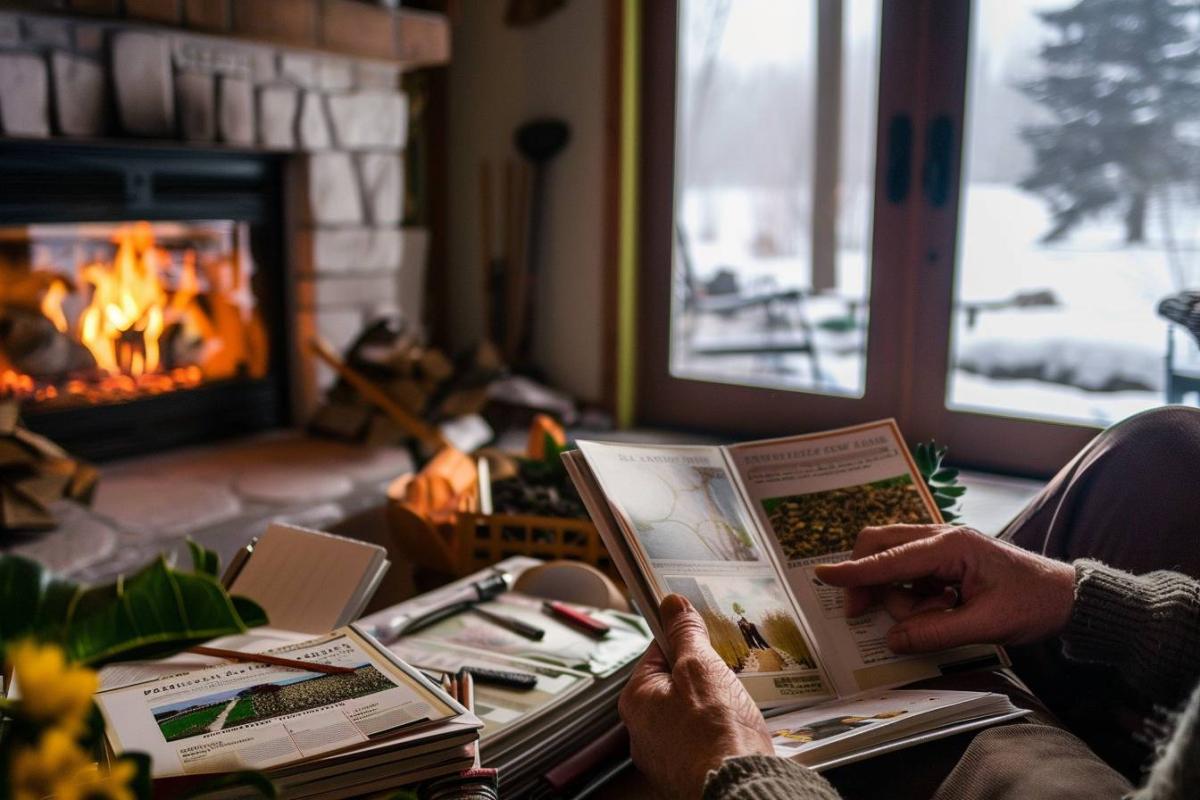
{"left": 454, "top": 512, "right": 616, "bottom": 583}
{"left": 387, "top": 498, "right": 616, "bottom": 583}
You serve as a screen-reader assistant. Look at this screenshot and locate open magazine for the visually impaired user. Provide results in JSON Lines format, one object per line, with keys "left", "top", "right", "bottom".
{"left": 563, "top": 419, "right": 1008, "bottom": 710}
{"left": 94, "top": 627, "right": 475, "bottom": 780}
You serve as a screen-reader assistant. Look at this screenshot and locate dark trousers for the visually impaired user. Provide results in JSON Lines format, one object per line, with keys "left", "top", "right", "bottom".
{"left": 828, "top": 406, "right": 1200, "bottom": 799}
{"left": 1000, "top": 405, "right": 1200, "bottom": 780}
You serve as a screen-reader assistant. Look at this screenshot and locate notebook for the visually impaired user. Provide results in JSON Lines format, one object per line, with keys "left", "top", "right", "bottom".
{"left": 225, "top": 523, "right": 390, "bottom": 634}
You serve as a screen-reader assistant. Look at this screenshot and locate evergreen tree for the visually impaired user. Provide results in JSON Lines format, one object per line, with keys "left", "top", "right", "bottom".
{"left": 1019, "top": 0, "right": 1200, "bottom": 243}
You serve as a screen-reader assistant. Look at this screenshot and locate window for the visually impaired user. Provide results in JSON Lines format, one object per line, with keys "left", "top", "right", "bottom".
{"left": 638, "top": 1, "right": 1200, "bottom": 475}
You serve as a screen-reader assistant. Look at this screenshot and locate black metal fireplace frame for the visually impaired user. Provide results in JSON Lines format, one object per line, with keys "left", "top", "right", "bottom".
{"left": 0, "top": 141, "right": 292, "bottom": 461}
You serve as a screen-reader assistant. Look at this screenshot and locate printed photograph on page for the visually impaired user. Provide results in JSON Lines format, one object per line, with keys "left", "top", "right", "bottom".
{"left": 95, "top": 629, "right": 455, "bottom": 777}
{"left": 726, "top": 421, "right": 961, "bottom": 691}
{"left": 576, "top": 440, "right": 832, "bottom": 705}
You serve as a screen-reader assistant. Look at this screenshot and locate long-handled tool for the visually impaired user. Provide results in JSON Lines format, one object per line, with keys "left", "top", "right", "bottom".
{"left": 508, "top": 118, "right": 570, "bottom": 367}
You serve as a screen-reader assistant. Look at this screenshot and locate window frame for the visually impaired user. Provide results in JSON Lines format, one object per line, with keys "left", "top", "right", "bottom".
{"left": 636, "top": 0, "right": 924, "bottom": 439}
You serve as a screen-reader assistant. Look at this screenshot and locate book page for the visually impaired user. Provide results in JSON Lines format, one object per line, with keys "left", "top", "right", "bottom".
{"left": 576, "top": 440, "right": 833, "bottom": 708}
{"left": 725, "top": 420, "right": 999, "bottom": 696}
{"left": 388, "top": 638, "right": 593, "bottom": 743}
{"left": 229, "top": 523, "right": 386, "bottom": 634}
{"left": 95, "top": 628, "right": 459, "bottom": 777}
{"left": 766, "top": 689, "right": 1022, "bottom": 769}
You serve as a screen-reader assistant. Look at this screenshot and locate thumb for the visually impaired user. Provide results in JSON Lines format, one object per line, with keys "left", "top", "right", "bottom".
{"left": 660, "top": 594, "right": 711, "bottom": 661}
{"left": 887, "top": 604, "right": 992, "bottom": 653}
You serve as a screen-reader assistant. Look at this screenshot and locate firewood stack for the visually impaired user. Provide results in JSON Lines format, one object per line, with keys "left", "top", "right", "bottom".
{"left": 309, "top": 318, "right": 507, "bottom": 448}
{"left": 0, "top": 400, "right": 98, "bottom": 532}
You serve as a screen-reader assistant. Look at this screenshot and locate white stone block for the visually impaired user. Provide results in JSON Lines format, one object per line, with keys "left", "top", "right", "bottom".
{"left": 297, "top": 91, "right": 331, "bottom": 151}
{"left": 315, "top": 308, "right": 365, "bottom": 354}
{"left": 357, "top": 152, "right": 404, "bottom": 225}
{"left": 176, "top": 71, "right": 215, "bottom": 142}
{"left": 313, "top": 274, "right": 399, "bottom": 308}
{"left": 52, "top": 52, "right": 105, "bottom": 137}
{"left": 327, "top": 91, "right": 407, "bottom": 150}
{"left": 307, "top": 228, "right": 403, "bottom": 273}
{"left": 218, "top": 75, "right": 254, "bottom": 145}
{"left": 280, "top": 52, "right": 317, "bottom": 87}
{"left": 305, "top": 152, "right": 364, "bottom": 225}
{"left": 356, "top": 61, "right": 399, "bottom": 91}
{"left": 0, "top": 53, "right": 49, "bottom": 137}
{"left": 318, "top": 58, "right": 354, "bottom": 92}
{"left": 257, "top": 85, "right": 297, "bottom": 149}
{"left": 113, "top": 31, "right": 175, "bottom": 137}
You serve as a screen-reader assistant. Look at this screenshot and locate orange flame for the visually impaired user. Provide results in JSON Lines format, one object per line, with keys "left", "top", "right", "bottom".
{"left": 2, "top": 221, "right": 268, "bottom": 408}
{"left": 76, "top": 222, "right": 170, "bottom": 378}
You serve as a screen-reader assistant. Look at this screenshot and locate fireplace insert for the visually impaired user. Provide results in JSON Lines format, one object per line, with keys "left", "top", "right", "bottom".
{"left": 0, "top": 142, "right": 291, "bottom": 460}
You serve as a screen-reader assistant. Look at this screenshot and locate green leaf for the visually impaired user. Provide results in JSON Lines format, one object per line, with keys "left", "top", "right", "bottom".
{"left": 65, "top": 556, "right": 258, "bottom": 666}
{"left": 913, "top": 443, "right": 932, "bottom": 475}
{"left": 931, "top": 467, "right": 959, "bottom": 483}
{"left": 187, "top": 539, "right": 220, "bottom": 578}
{"left": 183, "top": 771, "right": 277, "bottom": 799}
{"left": 0, "top": 553, "right": 269, "bottom": 668}
{"left": 0, "top": 556, "right": 81, "bottom": 649}
{"left": 936, "top": 485, "right": 968, "bottom": 498}
{"left": 232, "top": 596, "right": 269, "bottom": 628}
{"left": 934, "top": 495, "right": 958, "bottom": 510}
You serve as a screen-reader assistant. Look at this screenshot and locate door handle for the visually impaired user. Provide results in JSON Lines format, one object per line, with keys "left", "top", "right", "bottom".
{"left": 885, "top": 113, "right": 912, "bottom": 204}
{"left": 923, "top": 115, "right": 954, "bottom": 208}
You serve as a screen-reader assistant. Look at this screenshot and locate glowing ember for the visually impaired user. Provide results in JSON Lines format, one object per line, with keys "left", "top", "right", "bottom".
{"left": 0, "top": 220, "right": 267, "bottom": 409}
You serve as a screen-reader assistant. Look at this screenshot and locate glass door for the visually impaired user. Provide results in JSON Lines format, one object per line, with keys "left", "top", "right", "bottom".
{"left": 910, "top": 0, "right": 1200, "bottom": 474}
{"left": 638, "top": 0, "right": 920, "bottom": 436}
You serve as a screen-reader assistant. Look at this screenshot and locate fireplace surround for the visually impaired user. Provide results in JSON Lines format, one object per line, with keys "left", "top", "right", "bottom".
{"left": 0, "top": 141, "right": 291, "bottom": 460}
{"left": 0, "top": 5, "right": 446, "bottom": 590}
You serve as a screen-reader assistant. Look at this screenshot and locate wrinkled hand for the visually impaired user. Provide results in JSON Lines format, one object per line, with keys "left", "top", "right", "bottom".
{"left": 814, "top": 525, "right": 1076, "bottom": 653}
{"left": 619, "top": 594, "right": 773, "bottom": 799}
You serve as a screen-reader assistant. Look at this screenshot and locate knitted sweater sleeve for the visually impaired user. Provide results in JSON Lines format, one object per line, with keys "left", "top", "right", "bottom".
{"left": 702, "top": 756, "right": 841, "bottom": 800}
{"left": 1063, "top": 559, "right": 1200, "bottom": 705}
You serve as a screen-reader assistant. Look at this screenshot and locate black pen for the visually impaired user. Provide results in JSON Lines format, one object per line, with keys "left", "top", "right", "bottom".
{"left": 471, "top": 606, "right": 546, "bottom": 641}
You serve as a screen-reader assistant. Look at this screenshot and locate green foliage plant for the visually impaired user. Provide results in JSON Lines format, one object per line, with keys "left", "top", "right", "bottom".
{"left": 913, "top": 441, "right": 967, "bottom": 524}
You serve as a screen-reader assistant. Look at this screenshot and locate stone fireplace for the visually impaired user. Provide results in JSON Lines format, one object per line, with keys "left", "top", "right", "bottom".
{"left": 0, "top": 3, "right": 448, "bottom": 593}
{"left": 0, "top": 3, "right": 445, "bottom": 426}
{"left": 0, "top": 142, "right": 290, "bottom": 459}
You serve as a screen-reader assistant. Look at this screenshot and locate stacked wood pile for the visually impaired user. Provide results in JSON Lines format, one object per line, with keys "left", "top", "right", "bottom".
{"left": 0, "top": 401, "right": 97, "bottom": 531}
{"left": 307, "top": 315, "right": 589, "bottom": 456}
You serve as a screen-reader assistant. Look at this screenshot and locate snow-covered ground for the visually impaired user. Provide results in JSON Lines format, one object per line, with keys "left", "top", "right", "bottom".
{"left": 951, "top": 184, "right": 1200, "bottom": 425}
{"left": 670, "top": 184, "right": 1200, "bottom": 426}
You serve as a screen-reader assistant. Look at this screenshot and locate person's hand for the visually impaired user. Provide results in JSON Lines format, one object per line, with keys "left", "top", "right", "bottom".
{"left": 814, "top": 524, "right": 1076, "bottom": 653}
{"left": 618, "top": 594, "right": 773, "bottom": 799}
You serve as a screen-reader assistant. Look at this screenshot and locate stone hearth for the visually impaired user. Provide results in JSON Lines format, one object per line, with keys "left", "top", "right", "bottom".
{"left": 0, "top": 433, "right": 413, "bottom": 585}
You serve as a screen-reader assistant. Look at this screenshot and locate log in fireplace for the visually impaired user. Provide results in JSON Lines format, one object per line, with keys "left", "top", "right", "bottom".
{"left": 0, "top": 142, "right": 291, "bottom": 460}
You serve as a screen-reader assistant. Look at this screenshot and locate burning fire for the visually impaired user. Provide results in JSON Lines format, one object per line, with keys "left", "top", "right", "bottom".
{"left": 1, "top": 221, "right": 266, "bottom": 407}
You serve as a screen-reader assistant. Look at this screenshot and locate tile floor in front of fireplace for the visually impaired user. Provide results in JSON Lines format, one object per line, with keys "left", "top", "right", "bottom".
{"left": 0, "top": 430, "right": 414, "bottom": 584}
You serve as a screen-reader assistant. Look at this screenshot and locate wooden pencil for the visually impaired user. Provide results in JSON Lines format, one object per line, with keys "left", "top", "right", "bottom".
{"left": 186, "top": 646, "right": 354, "bottom": 675}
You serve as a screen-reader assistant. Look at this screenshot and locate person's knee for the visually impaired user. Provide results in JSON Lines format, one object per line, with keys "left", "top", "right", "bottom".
{"left": 1096, "top": 405, "right": 1200, "bottom": 466}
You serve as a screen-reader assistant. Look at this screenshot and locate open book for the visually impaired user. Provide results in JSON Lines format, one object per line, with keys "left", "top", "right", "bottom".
{"left": 563, "top": 420, "right": 1008, "bottom": 710}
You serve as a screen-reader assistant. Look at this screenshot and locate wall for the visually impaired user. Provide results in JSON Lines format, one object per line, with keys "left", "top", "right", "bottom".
{"left": 446, "top": 1, "right": 608, "bottom": 402}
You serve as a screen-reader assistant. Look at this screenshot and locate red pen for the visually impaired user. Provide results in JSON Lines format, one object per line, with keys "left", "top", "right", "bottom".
{"left": 542, "top": 601, "right": 611, "bottom": 637}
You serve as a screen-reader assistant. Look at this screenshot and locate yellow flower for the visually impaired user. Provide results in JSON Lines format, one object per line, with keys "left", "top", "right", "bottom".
{"left": 6, "top": 641, "right": 98, "bottom": 728}
{"left": 9, "top": 727, "right": 90, "bottom": 800}
{"left": 53, "top": 760, "right": 137, "bottom": 800}
{"left": 9, "top": 730, "right": 137, "bottom": 800}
